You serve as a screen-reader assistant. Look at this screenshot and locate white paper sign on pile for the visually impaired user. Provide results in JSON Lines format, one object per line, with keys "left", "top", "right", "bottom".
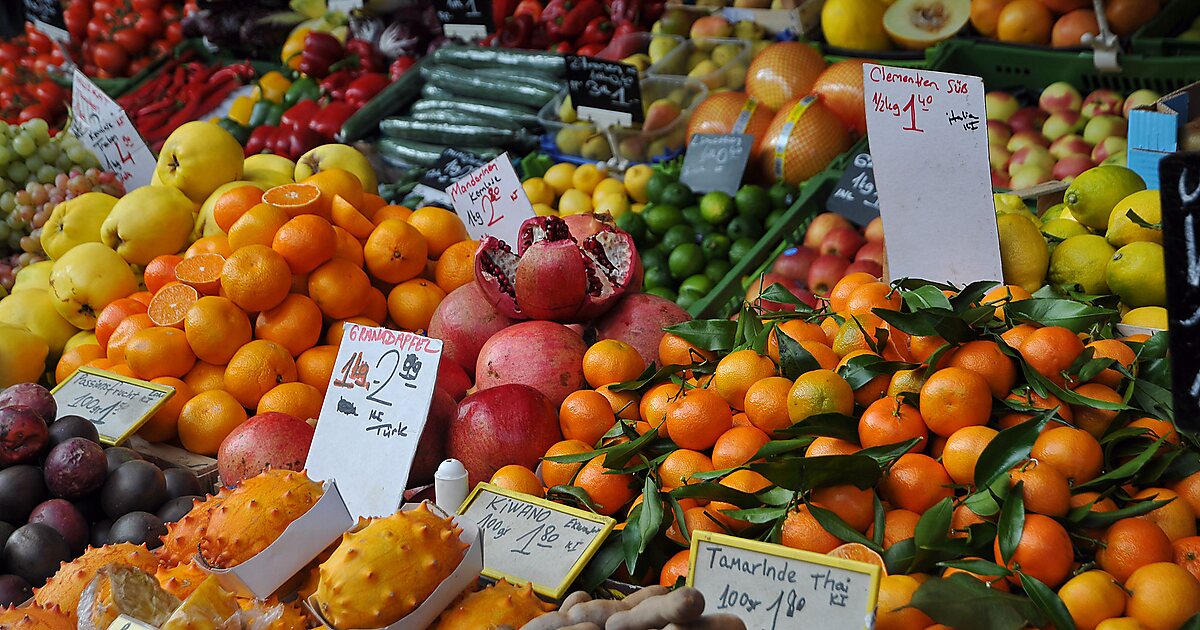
{"left": 70, "top": 69, "right": 156, "bottom": 190}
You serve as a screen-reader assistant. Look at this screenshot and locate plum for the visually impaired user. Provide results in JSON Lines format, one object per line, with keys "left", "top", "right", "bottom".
{"left": 108, "top": 512, "right": 166, "bottom": 550}
{"left": 163, "top": 468, "right": 204, "bottom": 501}
{"left": 47, "top": 416, "right": 99, "bottom": 447}
{"left": 0, "top": 575, "right": 31, "bottom": 606}
{"left": 44, "top": 437, "right": 107, "bottom": 500}
{"left": 0, "top": 383, "right": 56, "bottom": 424}
{"left": 101, "top": 460, "right": 166, "bottom": 519}
{"left": 104, "top": 447, "right": 142, "bottom": 475}
{"left": 3, "top": 523, "right": 70, "bottom": 586}
{"left": 157, "top": 496, "right": 201, "bottom": 523}
{"left": 89, "top": 520, "right": 111, "bottom": 548}
{"left": 0, "top": 466, "right": 47, "bottom": 523}
{"left": 28, "top": 499, "right": 88, "bottom": 554}
{"left": 0, "top": 406, "right": 48, "bottom": 466}
{"left": 0, "top": 522, "right": 14, "bottom": 551}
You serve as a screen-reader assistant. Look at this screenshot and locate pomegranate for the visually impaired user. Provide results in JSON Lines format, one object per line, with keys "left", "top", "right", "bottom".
{"left": 475, "top": 215, "right": 642, "bottom": 323}
{"left": 447, "top": 384, "right": 562, "bottom": 487}
{"left": 0, "top": 406, "right": 48, "bottom": 466}
{"left": 409, "top": 388, "right": 457, "bottom": 487}
{"left": 591, "top": 293, "right": 691, "bottom": 366}
{"left": 436, "top": 358, "right": 471, "bottom": 401}
{"left": 561, "top": 212, "right": 615, "bottom": 241}
{"left": 427, "top": 282, "right": 514, "bottom": 377}
{"left": 475, "top": 321, "right": 586, "bottom": 406}
{"left": 216, "top": 412, "right": 315, "bottom": 485}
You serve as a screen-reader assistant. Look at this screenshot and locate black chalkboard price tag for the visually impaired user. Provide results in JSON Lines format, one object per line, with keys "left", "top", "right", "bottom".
{"left": 436, "top": 0, "right": 493, "bottom": 41}
{"left": 826, "top": 152, "right": 880, "bottom": 226}
{"left": 420, "top": 149, "right": 490, "bottom": 192}
{"left": 565, "top": 55, "right": 643, "bottom": 128}
{"left": 679, "top": 134, "right": 753, "bottom": 196}
{"left": 23, "top": 0, "right": 68, "bottom": 42}
{"left": 1159, "top": 153, "right": 1200, "bottom": 432}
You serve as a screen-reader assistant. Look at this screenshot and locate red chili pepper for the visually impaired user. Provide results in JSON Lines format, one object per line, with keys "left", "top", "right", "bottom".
{"left": 343, "top": 73, "right": 389, "bottom": 108}
{"left": 558, "top": 0, "right": 603, "bottom": 39}
{"left": 195, "top": 78, "right": 239, "bottom": 117}
{"left": 577, "top": 15, "right": 613, "bottom": 45}
{"left": 574, "top": 42, "right": 605, "bottom": 57}
{"left": 498, "top": 14, "right": 535, "bottom": 49}
{"left": 513, "top": 0, "right": 543, "bottom": 20}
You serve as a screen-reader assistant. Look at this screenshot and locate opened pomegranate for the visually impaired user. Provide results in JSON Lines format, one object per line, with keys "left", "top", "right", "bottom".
{"left": 475, "top": 216, "right": 642, "bottom": 324}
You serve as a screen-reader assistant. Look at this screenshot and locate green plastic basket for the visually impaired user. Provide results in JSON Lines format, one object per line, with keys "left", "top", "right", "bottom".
{"left": 1131, "top": 0, "right": 1200, "bottom": 56}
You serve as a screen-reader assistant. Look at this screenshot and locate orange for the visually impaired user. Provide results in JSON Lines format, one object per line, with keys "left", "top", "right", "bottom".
{"left": 807, "top": 437, "right": 859, "bottom": 457}
{"left": 143, "top": 255, "right": 183, "bottom": 295}
{"left": 55, "top": 344, "right": 105, "bottom": 384}
{"left": 665, "top": 506, "right": 725, "bottom": 546}
{"left": 942, "top": 561, "right": 1008, "bottom": 592}
{"left": 434, "top": 239, "right": 478, "bottom": 294}
{"left": 407, "top": 206, "right": 468, "bottom": 259}
{"left": 330, "top": 194, "right": 375, "bottom": 239}
{"left": 147, "top": 283, "right": 199, "bottom": 329}
{"left": 875, "top": 575, "right": 933, "bottom": 630}
{"left": 227, "top": 202, "right": 290, "bottom": 251}
{"left": 303, "top": 169, "right": 362, "bottom": 217}
{"left": 919, "top": 367, "right": 992, "bottom": 437}
{"left": 781, "top": 505, "right": 842, "bottom": 554}
{"left": 308, "top": 259, "right": 371, "bottom": 319}
{"left": 1010, "top": 459, "right": 1071, "bottom": 517}
{"left": 1095, "top": 619, "right": 1143, "bottom": 630}
{"left": 828, "top": 272, "right": 878, "bottom": 314}
{"left": 732, "top": 412, "right": 751, "bottom": 427}
{"left": 658, "top": 332, "right": 716, "bottom": 366}
{"left": 364, "top": 219, "right": 428, "bottom": 284}
{"left": 541, "top": 439, "right": 591, "bottom": 488}
{"left": 1020, "top": 325, "right": 1085, "bottom": 388}
{"left": 710, "top": 426, "right": 770, "bottom": 469}
{"left": 583, "top": 339, "right": 646, "bottom": 389}
{"left": 1086, "top": 339, "right": 1137, "bottom": 389}
{"left": 1175, "top": 537, "right": 1200, "bottom": 583}
{"left": 489, "top": 464, "right": 544, "bottom": 498}
{"left": 264, "top": 182, "right": 325, "bottom": 219}
{"left": 1070, "top": 383, "right": 1123, "bottom": 438}
{"left": 177, "top": 389, "right": 248, "bottom": 456}
{"left": 272, "top": 214, "right": 336, "bottom": 275}
{"left": 665, "top": 387, "right": 733, "bottom": 451}
{"left": 358, "top": 287, "right": 388, "bottom": 324}
{"left": 858, "top": 397, "right": 928, "bottom": 450}
{"left": 1001, "top": 389, "right": 1074, "bottom": 429}
{"left": 1099, "top": 518, "right": 1175, "bottom": 584}
{"left": 1133, "top": 487, "right": 1197, "bottom": 542}
{"left": 572, "top": 455, "right": 634, "bottom": 516}
{"left": 905, "top": 334, "right": 952, "bottom": 367}
{"left": 996, "top": 0, "right": 1053, "bottom": 45}
{"left": 174, "top": 253, "right": 225, "bottom": 296}
{"left": 707, "top": 469, "right": 772, "bottom": 531}
{"left": 795, "top": 340, "right": 841, "bottom": 370}
{"left": 373, "top": 204, "right": 412, "bottom": 224}
{"left": 660, "top": 549, "right": 691, "bottom": 587}
{"left": 887, "top": 369, "right": 926, "bottom": 399}
{"left": 1058, "top": 570, "right": 1128, "bottom": 630}
{"left": 868, "top": 508, "right": 921, "bottom": 549}
{"left": 1128, "top": 416, "right": 1179, "bottom": 444}
{"left": 713, "top": 349, "right": 776, "bottom": 410}
{"left": 1171, "top": 472, "right": 1200, "bottom": 517}
{"left": 831, "top": 312, "right": 887, "bottom": 357}
{"left": 138, "top": 376, "right": 192, "bottom": 443}
{"left": 982, "top": 284, "right": 1033, "bottom": 320}
{"left": 828, "top": 543, "right": 886, "bottom": 573}
{"left": 387, "top": 279, "right": 446, "bottom": 331}
{"left": 1031, "top": 426, "right": 1103, "bottom": 485}
{"left": 941, "top": 425, "right": 998, "bottom": 486}
{"left": 1125, "top": 562, "right": 1200, "bottom": 630}
{"left": 185, "top": 235, "right": 232, "bottom": 258}
{"left": 106, "top": 313, "right": 155, "bottom": 364}
{"left": 951, "top": 505, "right": 990, "bottom": 538}
{"left": 595, "top": 384, "right": 639, "bottom": 421}
{"left": 658, "top": 449, "right": 714, "bottom": 490}
{"left": 223, "top": 340, "right": 298, "bottom": 409}
{"left": 844, "top": 281, "right": 901, "bottom": 316}
{"left": 124, "top": 327, "right": 196, "bottom": 380}
{"left": 766, "top": 319, "right": 828, "bottom": 363}
{"left": 255, "top": 294, "right": 323, "bottom": 357}
{"left": 212, "top": 184, "right": 264, "bottom": 232}
{"left": 839, "top": 349, "right": 890, "bottom": 407}
{"left": 1000, "top": 322, "right": 1039, "bottom": 350}
{"left": 128, "top": 291, "right": 153, "bottom": 307}
{"left": 947, "top": 340, "right": 1017, "bottom": 398}
{"left": 296, "top": 345, "right": 338, "bottom": 394}
{"left": 95, "top": 298, "right": 148, "bottom": 351}
{"left": 559, "top": 390, "right": 617, "bottom": 446}
{"left": 743, "top": 376, "right": 793, "bottom": 434}
{"left": 879, "top": 453, "right": 953, "bottom": 514}
{"left": 184, "top": 296, "right": 252, "bottom": 365}
{"left": 638, "top": 382, "right": 679, "bottom": 437}
{"left": 787, "top": 368, "right": 853, "bottom": 423}
{"left": 812, "top": 484, "right": 875, "bottom": 532}
{"left": 325, "top": 317, "right": 378, "bottom": 346}
{"left": 184, "top": 361, "right": 227, "bottom": 394}
{"left": 331, "top": 225, "right": 365, "bottom": 267}
{"left": 221, "top": 245, "right": 291, "bottom": 313}
{"left": 995, "top": 513, "right": 1073, "bottom": 588}
{"left": 360, "top": 193, "right": 387, "bottom": 218}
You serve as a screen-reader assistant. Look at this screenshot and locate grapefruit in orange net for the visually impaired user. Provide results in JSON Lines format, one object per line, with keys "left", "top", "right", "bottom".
{"left": 213, "top": 184, "right": 265, "bottom": 232}
{"left": 756, "top": 96, "right": 852, "bottom": 185}
{"left": 263, "top": 182, "right": 324, "bottom": 219}
{"left": 745, "top": 42, "right": 828, "bottom": 111}
{"left": 686, "top": 92, "right": 776, "bottom": 154}
{"left": 148, "top": 283, "right": 199, "bottom": 329}
{"left": 143, "top": 255, "right": 184, "bottom": 295}
{"left": 812, "top": 59, "right": 870, "bottom": 135}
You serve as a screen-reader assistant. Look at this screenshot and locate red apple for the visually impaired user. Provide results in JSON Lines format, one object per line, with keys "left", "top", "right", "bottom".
{"left": 990, "top": 144, "right": 1012, "bottom": 172}
{"left": 855, "top": 241, "right": 886, "bottom": 265}
{"left": 1123, "top": 89, "right": 1160, "bottom": 119}
{"left": 807, "top": 255, "right": 851, "bottom": 297}
{"left": 1081, "top": 89, "right": 1124, "bottom": 118}
{"left": 1052, "top": 155, "right": 1095, "bottom": 182}
{"left": 803, "top": 213, "right": 852, "bottom": 249}
{"left": 1049, "top": 134, "right": 1092, "bottom": 159}
{"left": 987, "top": 120, "right": 1013, "bottom": 147}
{"left": 1007, "top": 130, "right": 1050, "bottom": 153}
{"left": 845, "top": 259, "right": 884, "bottom": 279}
{"left": 1008, "top": 145, "right": 1054, "bottom": 175}
{"left": 771, "top": 246, "right": 819, "bottom": 283}
{"left": 1009, "top": 107, "right": 1048, "bottom": 134}
{"left": 820, "top": 227, "right": 865, "bottom": 258}
{"left": 1038, "top": 81, "right": 1083, "bottom": 115}
{"left": 991, "top": 168, "right": 1011, "bottom": 189}
{"left": 864, "top": 217, "right": 884, "bottom": 243}
{"left": 985, "top": 91, "right": 1020, "bottom": 122}
{"left": 1042, "top": 111, "right": 1086, "bottom": 141}
{"left": 1091, "top": 136, "right": 1127, "bottom": 163}
{"left": 1082, "top": 115, "right": 1127, "bottom": 145}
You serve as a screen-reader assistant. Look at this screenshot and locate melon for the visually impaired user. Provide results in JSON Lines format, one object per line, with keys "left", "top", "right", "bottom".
{"left": 756, "top": 97, "right": 852, "bottom": 185}
{"left": 884, "top": 0, "right": 971, "bottom": 50}
{"left": 686, "top": 92, "right": 776, "bottom": 155}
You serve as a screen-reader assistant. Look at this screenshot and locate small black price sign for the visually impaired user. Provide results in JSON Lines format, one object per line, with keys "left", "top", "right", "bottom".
{"left": 1159, "top": 153, "right": 1200, "bottom": 432}
{"left": 679, "top": 134, "right": 753, "bottom": 196}
{"left": 436, "top": 0, "right": 493, "bottom": 40}
{"left": 420, "top": 148, "right": 490, "bottom": 192}
{"left": 22, "top": 0, "right": 67, "bottom": 41}
{"left": 826, "top": 152, "right": 880, "bottom": 226}
{"left": 565, "top": 55, "right": 642, "bottom": 127}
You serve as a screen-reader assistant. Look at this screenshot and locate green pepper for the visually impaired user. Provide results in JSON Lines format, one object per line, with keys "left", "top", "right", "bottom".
{"left": 217, "top": 118, "right": 251, "bottom": 146}
{"left": 283, "top": 77, "right": 321, "bottom": 107}
{"left": 248, "top": 100, "right": 277, "bottom": 127}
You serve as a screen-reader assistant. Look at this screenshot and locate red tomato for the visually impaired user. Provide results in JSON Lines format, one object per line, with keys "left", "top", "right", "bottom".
{"left": 27, "top": 31, "right": 51, "bottom": 54}
{"left": 18, "top": 104, "right": 52, "bottom": 123}
{"left": 31, "top": 58, "right": 52, "bottom": 75}
{"left": 0, "top": 44, "right": 20, "bottom": 65}
{"left": 87, "top": 18, "right": 105, "bottom": 39}
{"left": 127, "top": 56, "right": 152, "bottom": 76}
{"left": 135, "top": 12, "right": 163, "bottom": 38}
{"left": 33, "top": 81, "right": 65, "bottom": 105}
{"left": 92, "top": 42, "right": 129, "bottom": 75}
{"left": 112, "top": 28, "right": 146, "bottom": 54}
{"left": 132, "top": 0, "right": 161, "bottom": 10}
{"left": 161, "top": 4, "right": 181, "bottom": 21}
{"left": 164, "top": 21, "right": 183, "bottom": 44}
{"left": 92, "top": 0, "right": 118, "bottom": 15}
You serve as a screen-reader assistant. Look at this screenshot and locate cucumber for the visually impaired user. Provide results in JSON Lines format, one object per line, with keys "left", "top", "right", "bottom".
{"left": 379, "top": 117, "right": 533, "bottom": 147}
{"left": 421, "top": 65, "right": 556, "bottom": 108}
{"left": 409, "top": 109, "right": 523, "bottom": 131}
{"left": 432, "top": 46, "right": 566, "bottom": 77}
{"left": 410, "top": 99, "right": 541, "bottom": 128}
{"left": 376, "top": 138, "right": 499, "bottom": 168}
{"left": 472, "top": 68, "right": 563, "bottom": 94}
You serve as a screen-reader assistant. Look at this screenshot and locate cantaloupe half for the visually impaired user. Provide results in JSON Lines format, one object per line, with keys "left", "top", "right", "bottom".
{"left": 883, "top": 0, "right": 970, "bottom": 50}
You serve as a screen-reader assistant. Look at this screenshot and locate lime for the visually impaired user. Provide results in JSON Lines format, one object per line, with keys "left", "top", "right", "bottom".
{"left": 1105, "top": 189, "right": 1162, "bottom": 247}
{"left": 700, "top": 191, "right": 735, "bottom": 224}
{"left": 646, "top": 171, "right": 675, "bottom": 205}
{"left": 1122, "top": 306, "right": 1168, "bottom": 330}
{"left": 668, "top": 243, "right": 706, "bottom": 279}
{"left": 1064, "top": 165, "right": 1147, "bottom": 229}
{"left": 646, "top": 286, "right": 678, "bottom": 302}
{"left": 643, "top": 266, "right": 674, "bottom": 290}
{"left": 640, "top": 246, "right": 668, "bottom": 272}
{"left": 675, "top": 290, "right": 701, "bottom": 309}
{"left": 1107, "top": 242, "right": 1166, "bottom": 307}
{"left": 680, "top": 274, "right": 715, "bottom": 295}
{"left": 727, "top": 216, "right": 764, "bottom": 241}
{"left": 1048, "top": 234, "right": 1116, "bottom": 295}
{"left": 729, "top": 237, "right": 757, "bottom": 264}
{"left": 705, "top": 258, "right": 733, "bottom": 282}
{"left": 765, "top": 208, "right": 785, "bottom": 229}
{"left": 616, "top": 211, "right": 648, "bottom": 244}
{"left": 662, "top": 224, "right": 698, "bottom": 251}
{"left": 702, "top": 233, "right": 732, "bottom": 260}
{"left": 769, "top": 181, "right": 798, "bottom": 210}
{"left": 735, "top": 184, "right": 772, "bottom": 220}
{"left": 682, "top": 205, "right": 704, "bottom": 226}
{"left": 661, "top": 181, "right": 696, "bottom": 209}
{"left": 644, "top": 204, "right": 684, "bottom": 236}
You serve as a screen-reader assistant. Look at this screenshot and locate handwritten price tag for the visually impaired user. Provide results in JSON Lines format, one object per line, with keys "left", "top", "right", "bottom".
{"left": 565, "top": 55, "right": 643, "bottom": 128}
{"left": 70, "top": 70, "right": 156, "bottom": 190}
{"left": 458, "top": 483, "right": 615, "bottom": 598}
{"left": 307, "top": 324, "right": 443, "bottom": 518}
{"left": 680, "top": 133, "right": 753, "bottom": 196}
{"left": 1157, "top": 154, "right": 1200, "bottom": 430}
{"left": 23, "top": 0, "right": 69, "bottom": 42}
{"left": 862, "top": 64, "right": 1002, "bottom": 286}
{"left": 826, "top": 152, "right": 880, "bottom": 226}
{"left": 436, "top": 0, "right": 493, "bottom": 41}
{"left": 326, "top": 0, "right": 364, "bottom": 12}
{"left": 50, "top": 367, "right": 175, "bottom": 445}
{"left": 447, "top": 152, "right": 535, "bottom": 248}
{"left": 688, "top": 532, "right": 881, "bottom": 630}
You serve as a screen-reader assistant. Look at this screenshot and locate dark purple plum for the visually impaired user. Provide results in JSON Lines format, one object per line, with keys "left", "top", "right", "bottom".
{"left": 101, "top": 460, "right": 166, "bottom": 519}
{"left": 104, "top": 447, "right": 142, "bottom": 475}
{"left": 0, "top": 575, "right": 31, "bottom": 606}
{"left": 157, "top": 496, "right": 200, "bottom": 524}
{"left": 108, "top": 512, "right": 166, "bottom": 550}
{"left": 0, "top": 522, "right": 13, "bottom": 551}
{"left": 89, "top": 520, "right": 111, "bottom": 548}
{"left": 44, "top": 437, "right": 106, "bottom": 500}
{"left": 0, "top": 383, "right": 56, "bottom": 424}
{"left": 0, "top": 406, "right": 48, "bottom": 467}
{"left": 28, "top": 499, "right": 88, "bottom": 554}
{"left": 47, "top": 416, "right": 99, "bottom": 447}
{"left": 2, "top": 523, "right": 69, "bottom": 586}
{"left": 163, "top": 468, "right": 204, "bottom": 501}
{"left": 0, "top": 466, "right": 47, "bottom": 523}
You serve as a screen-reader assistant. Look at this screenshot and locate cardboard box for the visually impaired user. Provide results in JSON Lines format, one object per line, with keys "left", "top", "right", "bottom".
{"left": 195, "top": 481, "right": 354, "bottom": 599}
{"left": 1128, "top": 82, "right": 1200, "bottom": 190}
{"left": 306, "top": 502, "right": 483, "bottom": 630}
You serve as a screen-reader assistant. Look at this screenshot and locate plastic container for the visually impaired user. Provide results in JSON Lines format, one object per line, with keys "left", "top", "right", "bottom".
{"left": 1130, "top": 0, "right": 1200, "bottom": 56}
{"left": 648, "top": 36, "right": 753, "bottom": 91}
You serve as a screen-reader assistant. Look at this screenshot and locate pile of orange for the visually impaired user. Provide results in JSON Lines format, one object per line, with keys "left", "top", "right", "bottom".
{"left": 55, "top": 168, "right": 474, "bottom": 456}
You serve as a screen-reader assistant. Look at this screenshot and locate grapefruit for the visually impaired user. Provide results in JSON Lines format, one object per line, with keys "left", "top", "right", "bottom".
{"left": 686, "top": 92, "right": 777, "bottom": 155}
{"left": 745, "top": 42, "right": 828, "bottom": 111}
{"left": 812, "top": 59, "right": 871, "bottom": 136}
{"left": 757, "top": 96, "right": 852, "bottom": 185}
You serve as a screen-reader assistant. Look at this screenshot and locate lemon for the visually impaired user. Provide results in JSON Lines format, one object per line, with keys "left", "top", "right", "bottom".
{"left": 572, "top": 164, "right": 606, "bottom": 195}
{"left": 1041, "top": 218, "right": 1091, "bottom": 254}
{"left": 558, "top": 189, "right": 593, "bottom": 216}
{"left": 1064, "top": 165, "right": 1147, "bottom": 230}
{"left": 1048, "top": 234, "right": 1116, "bottom": 295}
{"left": 522, "top": 177, "right": 556, "bottom": 206}
{"left": 533, "top": 203, "right": 557, "bottom": 217}
{"left": 624, "top": 164, "right": 654, "bottom": 203}
{"left": 1122, "top": 306, "right": 1168, "bottom": 330}
{"left": 822, "top": 0, "right": 891, "bottom": 51}
{"left": 592, "top": 178, "right": 627, "bottom": 206}
{"left": 1040, "top": 203, "right": 1074, "bottom": 223}
{"left": 1105, "top": 189, "right": 1161, "bottom": 247}
{"left": 996, "top": 214, "right": 1049, "bottom": 292}
{"left": 544, "top": 163, "right": 577, "bottom": 196}
{"left": 595, "top": 193, "right": 631, "bottom": 219}
{"left": 1107, "top": 242, "right": 1166, "bottom": 308}
{"left": 994, "top": 193, "right": 1041, "bottom": 226}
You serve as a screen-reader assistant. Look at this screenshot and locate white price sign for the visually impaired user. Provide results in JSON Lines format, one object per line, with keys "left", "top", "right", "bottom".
{"left": 326, "top": 0, "right": 364, "bottom": 12}
{"left": 307, "top": 324, "right": 443, "bottom": 518}
{"left": 51, "top": 367, "right": 175, "bottom": 445}
{"left": 446, "top": 152, "right": 535, "bottom": 248}
{"left": 70, "top": 70, "right": 156, "bottom": 190}
{"left": 688, "top": 532, "right": 881, "bottom": 630}
{"left": 862, "top": 64, "right": 1002, "bottom": 287}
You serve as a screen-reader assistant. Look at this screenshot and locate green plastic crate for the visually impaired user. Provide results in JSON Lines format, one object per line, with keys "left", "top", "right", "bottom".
{"left": 1131, "top": 0, "right": 1200, "bottom": 56}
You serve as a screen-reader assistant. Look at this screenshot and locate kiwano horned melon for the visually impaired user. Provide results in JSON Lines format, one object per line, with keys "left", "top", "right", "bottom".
{"left": 159, "top": 576, "right": 240, "bottom": 630}
{"left": 431, "top": 580, "right": 555, "bottom": 629}
{"left": 238, "top": 597, "right": 310, "bottom": 630}
{"left": 33, "top": 543, "right": 159, "bottom": 620}
{"left": 76, "top": 564, "right": 181, "bottom": 630}
{"left": 160, "top": 494, "right": 224, "bottom": 569}
{"left": 156, "top": 561, "right": 209, "bottom": 601}
{"left": 200, "top": 469, "right": 323, "bottom": 569}
{"left": 0, "top": 605, "right": 74, "bottom": 630}
{"left": 315, "top": 503, "right": 467, "bottom": 629}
